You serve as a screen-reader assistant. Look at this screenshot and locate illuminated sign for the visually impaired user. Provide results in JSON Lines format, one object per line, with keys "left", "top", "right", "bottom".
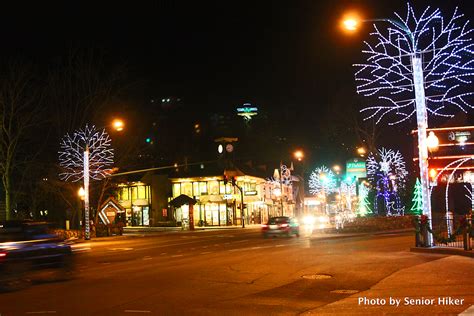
{"left": 223, "top": 194, "right": 233, "bottom": 200}
{"left": 245, "top": 190, "right": 257, "bottom": 196}
{"left": 236, "top": 103, "right": 258, "bottom": 121}
{"left": 346, "top": 159, "right": 367, "bottom": 180}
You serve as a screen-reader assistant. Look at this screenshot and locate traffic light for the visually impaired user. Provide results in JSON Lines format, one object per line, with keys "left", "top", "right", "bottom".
{"left": 223, "top": 175, "right": 228, "bottom": 185}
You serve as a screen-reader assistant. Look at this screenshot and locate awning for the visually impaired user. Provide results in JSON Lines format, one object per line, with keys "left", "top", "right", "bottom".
{"left": 169, "top": 194, "right": 197, "bottom": 207}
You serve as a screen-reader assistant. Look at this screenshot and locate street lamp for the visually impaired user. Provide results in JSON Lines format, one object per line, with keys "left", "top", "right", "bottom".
{"left": 293, "top": 150, "right": 304, "bottom": 162}
{"left": 356, "top": 147, "right": 367, "bottom": 157}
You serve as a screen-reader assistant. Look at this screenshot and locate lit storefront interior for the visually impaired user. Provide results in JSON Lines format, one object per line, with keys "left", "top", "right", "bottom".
{"left": 170, "top": 175, "right": 267, "bottom": 226}
{"left": 117, "top": 182, "right": 152, "bottom": 226}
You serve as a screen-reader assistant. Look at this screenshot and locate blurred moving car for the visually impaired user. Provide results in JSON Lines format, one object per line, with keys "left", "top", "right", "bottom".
{"left": 0, "top": 221, "right": 75, "bottom": 291}
{"left": 262, "top": 216, "right": 300, "bottom": 238}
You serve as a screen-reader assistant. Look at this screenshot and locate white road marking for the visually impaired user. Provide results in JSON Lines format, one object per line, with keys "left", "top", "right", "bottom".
{"left": 171, "top": 254, "right": 184, "bottom": 258}
{"left": 275, "top": 244, "right": 285, "bottom": 247}
{"left": 143, "top": 256, "right": 152, "bottom": 260}
{"left": 234, "top": 239, "right": 249, "bottom": 243}
{"left": 251, "top": 247, "right": 262, "bottom": 249}
{"left": 200, "top": 251, "right": 212, "bottom": 254}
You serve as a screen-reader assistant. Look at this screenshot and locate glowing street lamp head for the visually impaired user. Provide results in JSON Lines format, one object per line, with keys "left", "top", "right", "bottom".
{"left": 78, "top": 187, "right": 85, "bottom": 200}
{"left": 294, "top": 150, "right": 304, "bottom": 161}
{"left": 112, "top": 119, "right": 124, "bottom": 132}
{"left": 343, "top": 18, "right": 358, "bottom": 31}
{"left": 341, "top": 11, "right": 362, "bottom": 32}
{"left": 427, "top": 131, "right": 439, "bottom": 152}
{"left": 357, "top": 147, "right": 367, "bottom": 157}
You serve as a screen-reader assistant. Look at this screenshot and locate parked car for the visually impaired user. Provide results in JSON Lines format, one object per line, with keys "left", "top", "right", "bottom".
{"left": 262, "top": 216, "right": 300, "bottom": 238}
{"left": 0, "top": 220, "right": 75, "bottom": 291}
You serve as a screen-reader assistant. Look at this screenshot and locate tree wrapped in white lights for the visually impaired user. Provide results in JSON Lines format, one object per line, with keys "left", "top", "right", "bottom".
{"left": 59, "top": 125, "right": 114, "bottom": 240}
{"left": 367, "top": 148, "right": 408, "bottom": 216}
{"left": 355, "top": 3, "right": 474, "bottom": 238}
{"left": 308, "top": 166, "right": 337, "bottom": 195}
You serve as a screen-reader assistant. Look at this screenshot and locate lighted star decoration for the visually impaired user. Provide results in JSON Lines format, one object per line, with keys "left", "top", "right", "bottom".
{"left": 355, "top": 3, "right": 474, "bottom": 125}
{"left": 59, "top": 125, "right": 114, "bottom": 182}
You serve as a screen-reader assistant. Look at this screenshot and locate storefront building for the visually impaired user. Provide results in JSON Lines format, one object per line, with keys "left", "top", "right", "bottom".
{"left": 169, "top": 174, "right": 267, "bottom": 227}
{"left": 117, "top": 181, "right": 152, "bottom": 226}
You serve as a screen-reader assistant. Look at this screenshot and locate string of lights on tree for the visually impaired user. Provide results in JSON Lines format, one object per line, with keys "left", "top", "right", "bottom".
{"left": 355, "top": 4, "right": 474, "bottom": 125}
{"left": 366, "top": 148, "right": 408, "bottom": 216}
{"left": 357, "top": 183, "right": 372, "bottom": 217}
{"left": 59, "top": 125, "right": 114, "bottom": 182}
{"left": 409, "top": 178, "right": 423, "bottom": 216}
{"left": 308, "top": 166, "right": 337, "bottom": 196}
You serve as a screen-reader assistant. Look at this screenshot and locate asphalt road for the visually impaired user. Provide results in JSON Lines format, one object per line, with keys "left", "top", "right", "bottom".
{"left": 0, "top": 228, "right": 444, "bottom": 315}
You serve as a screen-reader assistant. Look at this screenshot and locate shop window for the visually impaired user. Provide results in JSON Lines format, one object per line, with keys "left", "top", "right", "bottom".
{"left": 209, "top": 180, "right": 219, "bottom": 195}
{"left": 219, "top": 181, "right": 225, "bottom": 194}
{"left": 137, "top": 185, "right": 147, "bottom": 199}
{"left": 181, "top": 182, "right": 193, "bottom": 197}
{"left": 199, "top": 182, "right": 208, "bottom": 195}
{"left": 172, "top": 183, "right": 181, "bottom": 197}
{"left": 193, "top": 182, "right": 200, "bottom": 196}
{"left": 119, "top": 187, "right": 130, "bottom": 201}
{"left": 131, "top": 187, "right": 138, "bottom": 200}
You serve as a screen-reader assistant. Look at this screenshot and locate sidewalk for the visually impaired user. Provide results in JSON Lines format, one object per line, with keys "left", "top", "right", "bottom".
{"left": 302, "top": 255, "right": 474, "bottom": 315}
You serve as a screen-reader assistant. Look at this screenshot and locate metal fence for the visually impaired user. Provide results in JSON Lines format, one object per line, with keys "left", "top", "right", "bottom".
{"left": 415, "top": 214, "right": 472, "bottom": 250}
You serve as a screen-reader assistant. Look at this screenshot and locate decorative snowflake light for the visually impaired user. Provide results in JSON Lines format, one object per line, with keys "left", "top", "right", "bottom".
{"left": 308, "top": 166, "right": 337, "bottom": 195}
{"left": 367, "top": 148, "right": 408, "bottom": 215}
{"left": 59, "top": 125, "right": 114, "bottom": 182}
{"left": 355, "top": 4, "right": 474, "bottom": 125}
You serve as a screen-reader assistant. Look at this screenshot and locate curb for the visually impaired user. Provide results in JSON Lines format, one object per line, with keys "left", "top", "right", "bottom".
{"left": 410, "top": 246, "right": 474, "bottom": 258}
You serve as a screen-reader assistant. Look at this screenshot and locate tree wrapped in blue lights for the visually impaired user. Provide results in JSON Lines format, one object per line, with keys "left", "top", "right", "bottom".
{"left": 367, "top": 148, "right": 408, "bottom": 216}
{"left": 354, "top": 3, "right": 474, "bottom": 232}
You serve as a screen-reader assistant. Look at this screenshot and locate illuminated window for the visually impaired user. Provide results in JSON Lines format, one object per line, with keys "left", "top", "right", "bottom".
{"left": 199, "top": 182, "right": 208, "bottom": 195}
{"left": 219, "top": 181, "right": 225, "bottom": 194}
{"left": 172, "top": 183, "right": 181, "bottom": 197}
{"left": 137, "top": 185, "right": 147, "bottom": 199}
{"left": 209, "top": 181, "right": 219, "bottom": 195}
{"left": 193, "top": 182, "right": 200, "bottom": 196}
{"left": 120, "top": 187, "right": 130, "bottom": 200}
{"left": 181, "top": 182, "right": 193, "bottom": 197}
{"left": 131, "top": 187, "right": 138, "bottom": 200}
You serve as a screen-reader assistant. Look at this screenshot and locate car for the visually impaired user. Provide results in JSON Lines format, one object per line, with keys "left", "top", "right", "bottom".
{"left": 262, "top": 216, "right": 300, "bottom": 238}
{"left": 0, "top": 220, "right": 75, "bottom": 291}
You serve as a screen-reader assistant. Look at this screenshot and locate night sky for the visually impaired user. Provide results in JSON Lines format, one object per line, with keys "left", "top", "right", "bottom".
{"left": 2, "top": 0, "right": 473, "bottom": 168}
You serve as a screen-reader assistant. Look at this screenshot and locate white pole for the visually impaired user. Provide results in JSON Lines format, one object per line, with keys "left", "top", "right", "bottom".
{"left": 84, "top": 146, "right": 90, "bottom": 240}
{"left": 412, "top": 55, "right": 433, "bottom": 246}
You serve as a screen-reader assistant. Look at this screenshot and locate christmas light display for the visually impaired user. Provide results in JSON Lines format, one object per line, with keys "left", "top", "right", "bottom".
{"left": 59, "top": 125, "right": 114, "bottom": 240}
{"left": 341, "top": 180, "right": 356, "bottom": 212}
{"left": 356, "top": 5, "right": 474, "bottom": 124}
{"left": 367, "top": 148, "right": 408, "bottom": 215}
{"left": 308, "top": 166, "right": 337, "bottom": 195}
{"left": 409, "top": 178, "right": 423, "bottom": 215}
{"left": 355, "top": 3, "right": 474, "bottom": 242}
{"left": 357, "top": 183, "right": 371, "bottom": 217}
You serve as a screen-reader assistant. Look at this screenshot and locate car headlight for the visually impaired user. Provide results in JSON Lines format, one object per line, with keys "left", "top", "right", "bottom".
{"left": 303, "top": 215, "right": 316, "bottom": 225}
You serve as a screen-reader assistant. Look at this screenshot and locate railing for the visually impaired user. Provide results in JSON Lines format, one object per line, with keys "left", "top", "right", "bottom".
{"left": 414, "top": 214, "right": 472, "bottom": 250}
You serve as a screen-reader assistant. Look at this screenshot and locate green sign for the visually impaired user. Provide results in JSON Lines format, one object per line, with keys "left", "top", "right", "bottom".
{"left": 346, "top": 159, "right": 366, "bottom": 179}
